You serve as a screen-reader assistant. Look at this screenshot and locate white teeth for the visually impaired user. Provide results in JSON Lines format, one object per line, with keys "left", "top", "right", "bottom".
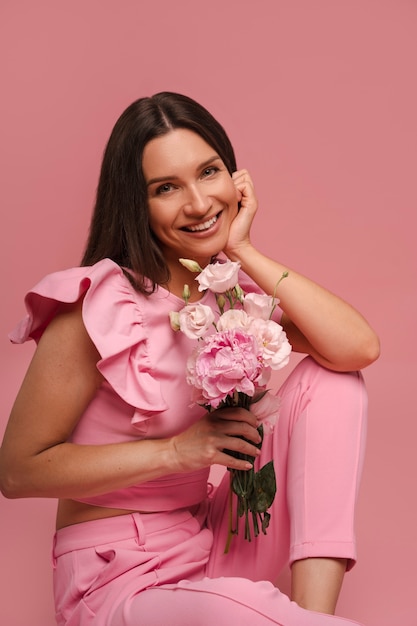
{"left": 187, "top": 215, "right": 218, "bottom": 232}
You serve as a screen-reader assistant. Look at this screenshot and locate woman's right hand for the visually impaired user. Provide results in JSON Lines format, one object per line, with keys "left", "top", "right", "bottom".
{"left": 169, "top": 407, "right": 262, "bottom": 473}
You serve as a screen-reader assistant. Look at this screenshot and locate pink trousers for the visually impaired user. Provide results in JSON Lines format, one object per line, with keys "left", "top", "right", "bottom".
{"left": 52, "top": 357, "right": 368, "bottom": 625}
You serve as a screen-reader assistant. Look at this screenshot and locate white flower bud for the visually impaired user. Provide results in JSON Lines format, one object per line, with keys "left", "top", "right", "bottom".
{"left": 216, "top": 294, "right": 226, "bottom": 313}
{"left": 182, "top": 283, "right": 191, "bottom": 303}
{"left": 169, "top": 311, "right": 181, "bottom": 331}
{"left": 233, "top": 283, "right": 245, "bottom": 303}
{"left": 179, "top": 258, "right": 203, "bottom": 273}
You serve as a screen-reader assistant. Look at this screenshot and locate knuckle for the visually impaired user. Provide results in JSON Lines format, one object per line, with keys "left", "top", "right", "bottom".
{"left": 235, "top": 438, "right": 249, "bottom": 453}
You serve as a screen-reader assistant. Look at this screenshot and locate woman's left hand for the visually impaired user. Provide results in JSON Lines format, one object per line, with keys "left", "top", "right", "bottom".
{"left": 222, "top": 169, "right": 380, "bottom": 371}
{"left": 224, "top": 169, "right": 258, "bottom": 259}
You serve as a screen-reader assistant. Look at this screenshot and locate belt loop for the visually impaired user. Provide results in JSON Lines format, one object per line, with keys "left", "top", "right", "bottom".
{"left": 131, "top": 512, "right": 146, "bottom": 546}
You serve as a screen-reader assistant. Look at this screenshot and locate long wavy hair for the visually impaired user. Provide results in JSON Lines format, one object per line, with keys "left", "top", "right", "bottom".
{"left": 81, "top": 92, "right": 237, "bottom": 293}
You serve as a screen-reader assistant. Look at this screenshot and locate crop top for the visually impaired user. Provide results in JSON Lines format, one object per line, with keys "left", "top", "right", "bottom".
{"left": 9, "top": 258, "right": 282, "bottom": 512}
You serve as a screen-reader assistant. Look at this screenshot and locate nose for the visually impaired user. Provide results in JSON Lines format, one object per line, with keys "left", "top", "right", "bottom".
{"left": 183, "top": 183, "right": 212, "bottom": 216}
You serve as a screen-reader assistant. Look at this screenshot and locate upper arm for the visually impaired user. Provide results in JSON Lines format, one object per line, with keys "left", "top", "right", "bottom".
{"left": 1, "top": 299, "right": 103, "bottom": 462}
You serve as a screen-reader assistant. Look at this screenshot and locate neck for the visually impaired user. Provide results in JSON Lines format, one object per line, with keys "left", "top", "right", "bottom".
{"left": 164, "top": 262, "right": 204, "bottom": 302}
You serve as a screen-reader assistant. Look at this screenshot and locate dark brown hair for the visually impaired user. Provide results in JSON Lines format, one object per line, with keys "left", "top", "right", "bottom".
{"left": 81, "top": 92, "right": 237, "bottom": 293}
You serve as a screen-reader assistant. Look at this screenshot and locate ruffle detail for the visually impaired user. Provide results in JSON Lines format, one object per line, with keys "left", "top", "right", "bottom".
{"left": 9, "top": 259, "right": 168, "bottom": 415}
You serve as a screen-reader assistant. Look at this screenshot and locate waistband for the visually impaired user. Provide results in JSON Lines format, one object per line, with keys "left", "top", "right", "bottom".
{"left": 53, "top": 506, "right": 207, "bottom": 558}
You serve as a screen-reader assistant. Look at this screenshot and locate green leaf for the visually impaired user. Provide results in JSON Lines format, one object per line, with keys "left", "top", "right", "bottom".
{"left": 261, "top": 511, "right": 271, "bottom": 534}
{"left": 249, "top": 461, "right": 276, "bottom": 513}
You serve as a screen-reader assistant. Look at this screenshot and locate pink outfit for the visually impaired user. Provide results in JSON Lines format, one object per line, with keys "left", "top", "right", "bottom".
{"left": 11, "top": 259, "right": 368, "bottom": 625}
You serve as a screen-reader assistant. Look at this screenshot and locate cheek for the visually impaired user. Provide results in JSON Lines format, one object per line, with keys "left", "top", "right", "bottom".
{"left": 148, "top": 203, "right": 169, "bottom": 232}
{"left": 148, "top": 219, "right": 166, "bottom": 243}
{"left": 222, "top": 180, "right": 240, "bottom": 208}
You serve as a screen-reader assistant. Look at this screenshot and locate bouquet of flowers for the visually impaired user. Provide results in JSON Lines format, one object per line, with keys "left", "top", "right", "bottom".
{"left": 169, "top": 258, "right": 292, "bottom": 552}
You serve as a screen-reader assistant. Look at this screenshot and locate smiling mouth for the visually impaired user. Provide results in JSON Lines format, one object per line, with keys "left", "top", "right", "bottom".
{"left": 183, "top": 212, "right": 221, "bottom": 233}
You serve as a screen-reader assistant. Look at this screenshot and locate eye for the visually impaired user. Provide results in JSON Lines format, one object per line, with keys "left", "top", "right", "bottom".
{"left": 201, "top": 166, "right": 219, "bottom": 178}
{"left": 155, "top": 182, "right": 175, "bottom": 195}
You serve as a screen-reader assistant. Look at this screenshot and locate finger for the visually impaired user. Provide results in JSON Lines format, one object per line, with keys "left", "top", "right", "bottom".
{"left": 209, "top": 413, "right": 261, "bottom": 447}
{"left": 232, "top": 172, "right": 254, "bottom": 191}
{"left": 214, "top": 436, "right": 261, "bottom": 469}
{"left": 220, "top": 421, "right": 262, "bottom": 446}
{"left": 216, "top": 449, "right": 255, "bottom": 471}
{"left": 232, "top": 173, "right": 253, "bottom": 189}
{"left": 232, "top": 168, "right": 251, "bottom": 181}
{"left": 221, "top": 433, "right": 262, "bottom": 458}
{"left": 232, "top": 179, "right": 257, "bottom": 210}
{"left": 212, "top": 406, "right": 258, "bottom": 427}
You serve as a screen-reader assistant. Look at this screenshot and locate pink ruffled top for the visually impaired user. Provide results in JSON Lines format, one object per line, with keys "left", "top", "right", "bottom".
{"left": 10, "top": 258, "right": 282, "bottom": 512}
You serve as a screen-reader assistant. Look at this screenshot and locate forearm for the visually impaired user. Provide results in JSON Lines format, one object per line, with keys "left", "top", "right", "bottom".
{"left": 1, "top": 406, "right": 263, "bottom": 500}
{"left": 229, "top": 244, "right": 380, "bottom": 370}
{"left": 0, "top": 437, "right": 179, "bottom": 500}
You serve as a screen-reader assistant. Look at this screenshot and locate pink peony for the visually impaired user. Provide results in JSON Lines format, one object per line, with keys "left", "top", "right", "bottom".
{"left": 178, "top": 303, "right": 215, "bottom": 339}
{"left": 243, "top": 292, "right": 279, "bottom": 320}
{"left": 186, "top": 328, "right": 263, "bottom": 407}
{"left": 196, "top": 259, "right": 241, "bottom": 293}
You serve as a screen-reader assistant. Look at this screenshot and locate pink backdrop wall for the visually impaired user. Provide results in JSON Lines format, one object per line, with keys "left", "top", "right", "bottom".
{"left": 1, "top": 1, "right": 416, "bottom": 624}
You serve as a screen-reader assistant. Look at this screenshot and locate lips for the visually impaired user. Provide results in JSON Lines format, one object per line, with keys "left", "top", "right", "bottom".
{"left": 182, "top": 212, "right": 221, "bottom": 233}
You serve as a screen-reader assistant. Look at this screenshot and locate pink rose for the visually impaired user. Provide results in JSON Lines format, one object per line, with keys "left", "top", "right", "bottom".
{"left": 216, "top": 309, "right": 250, "bottom": 332}
{"left": 178, "top": 303, "right": 215, "bottom": 339}
{"left": 243, "top": 292, "right": 279, "bottom": 320}
{"left": 250, "top": 392, "right": 281, "bottom": 434}
{"left": 186, "top": 328, "right": 262, "bottom": 407}
{"left": 248, "top": 318, "right": 292, "bottom": 370}
{"left": 196, "top": 259, "right": 241, "bottom": 293}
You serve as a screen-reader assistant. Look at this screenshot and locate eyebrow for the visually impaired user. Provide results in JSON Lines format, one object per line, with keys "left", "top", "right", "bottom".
{"left": 146, "top": 155, "right": 222, "bottom": 187}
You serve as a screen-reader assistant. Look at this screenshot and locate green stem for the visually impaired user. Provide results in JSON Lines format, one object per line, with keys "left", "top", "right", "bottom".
{"left": 269, "top": 271, "right": 289, "bottom": 319}
{"left": 224, "top": 474, "right": 234, "bottom": 554}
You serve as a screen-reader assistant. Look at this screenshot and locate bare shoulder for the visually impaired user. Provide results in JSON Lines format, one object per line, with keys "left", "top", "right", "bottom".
{"left": 35, "top": 298, "right": 103, "bottom": 382}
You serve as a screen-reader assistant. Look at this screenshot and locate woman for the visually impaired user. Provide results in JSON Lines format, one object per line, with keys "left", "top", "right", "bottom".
{"left": 0, "top": 92, "right": 380, "bottom": 625}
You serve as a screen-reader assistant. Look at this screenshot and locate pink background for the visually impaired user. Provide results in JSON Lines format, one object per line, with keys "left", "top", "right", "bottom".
{"left": 0, "top": 1, "right": 416, "bottom": 624}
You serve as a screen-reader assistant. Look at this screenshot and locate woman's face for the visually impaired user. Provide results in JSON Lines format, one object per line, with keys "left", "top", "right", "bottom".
{"left": 143, "top": 128, "right": 239, "bottom": 270}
